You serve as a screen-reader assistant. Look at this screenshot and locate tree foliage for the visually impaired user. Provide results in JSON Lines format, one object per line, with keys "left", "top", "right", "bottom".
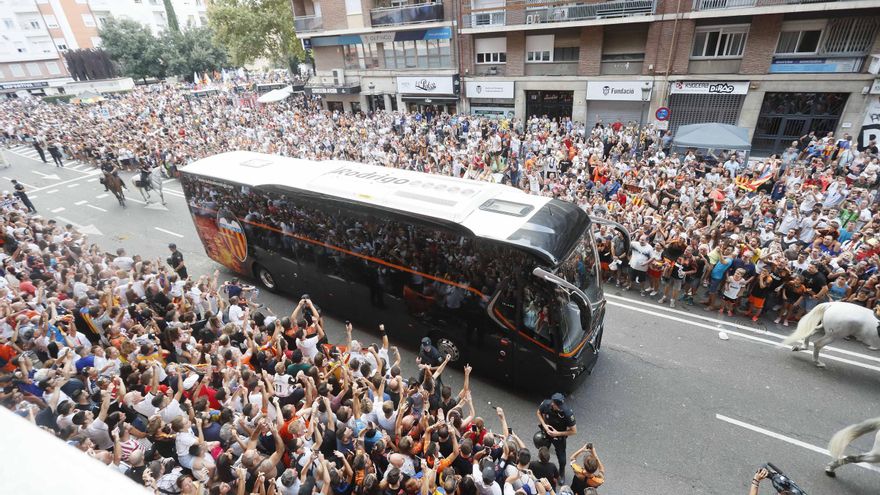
{"left": 163, "top": 0, "right": 180, "bottom": 33}
{"left": 62, "top": 49, "right": 116, "bottom": 81}
{"left": 98, "top": 18, "right": 166, "bottom": 81}
{"left": 99, "top": 18, "right": 227, "bottom": 81}
{"left": 208, "top": 0, "right": 303, "bottom": 67}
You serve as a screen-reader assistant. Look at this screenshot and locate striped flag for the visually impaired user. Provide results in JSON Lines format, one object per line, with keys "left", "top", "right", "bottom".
{"left": 217, "top": 216, "right": 248, "bottom": 262}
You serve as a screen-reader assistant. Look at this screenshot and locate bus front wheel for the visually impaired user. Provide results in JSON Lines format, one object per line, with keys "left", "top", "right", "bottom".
{"left": 254, "top": 264, "right": 279, "bottom": 293}
{"left": 436, "top": 337, "right": 461, "bottom": 363}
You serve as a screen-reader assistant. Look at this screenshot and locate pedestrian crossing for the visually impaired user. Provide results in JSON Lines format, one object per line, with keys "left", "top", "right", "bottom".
{"left": 5, "top": 144, "right": 96, "bottom": 173}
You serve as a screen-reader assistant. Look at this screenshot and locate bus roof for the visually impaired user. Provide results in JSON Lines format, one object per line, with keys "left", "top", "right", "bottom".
{"left": 182, "top": 151, "right": 560, "bottom": 246}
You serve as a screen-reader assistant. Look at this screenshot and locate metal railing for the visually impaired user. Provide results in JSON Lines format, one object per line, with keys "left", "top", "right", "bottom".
{"left": 370, "top": 2, "right": 444, "bottom": 27}
{"left": 693, "top": 0, "right": 840, "bottom": 10}
{"left": 472, "top": 9, "right": 507, "bottom": 26}
{"left": 294, "top": 15, "right": 323, "bottom": 32}
{"left": 462, "top": 0, "right": 655, "bottom": 28}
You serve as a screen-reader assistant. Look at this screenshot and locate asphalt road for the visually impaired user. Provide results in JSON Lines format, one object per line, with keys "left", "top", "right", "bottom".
{"left": 2, "top": 145, "right": 879, "bottom": 494}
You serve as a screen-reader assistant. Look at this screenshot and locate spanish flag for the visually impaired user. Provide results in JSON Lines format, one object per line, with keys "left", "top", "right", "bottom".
{"left": 631, "top": 195, "right": 644, "bottom": 207}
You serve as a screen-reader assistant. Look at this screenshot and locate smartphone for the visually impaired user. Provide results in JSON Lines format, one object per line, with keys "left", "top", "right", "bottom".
{"left": 507, "top": 427, "right": 513, "bottom": 435}
{"left": 471, "top": 425, "right": 478, "bottom": 433}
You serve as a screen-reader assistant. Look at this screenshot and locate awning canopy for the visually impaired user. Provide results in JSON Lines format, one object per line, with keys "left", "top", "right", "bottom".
{"left": 257, "top": 85, "right": 293, "bottom": 103}
{"left": 672, "top": 123, "right": 751, "bottom": 151}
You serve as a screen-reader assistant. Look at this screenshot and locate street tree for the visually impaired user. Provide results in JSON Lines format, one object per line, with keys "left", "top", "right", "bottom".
{"left": 163, "top": 0, "right": 180, "bottom": 33}
{"left": 98, "top": 18, "right": 166, "bottom": 81}
{"left": 208, "top": 0, "right": 304, "bottom": 67}
{"left": 62, "top": 49, "right": 116, "bottom": 81}
{"left": 163, "top": 27, "right": 228, "bottom": 79}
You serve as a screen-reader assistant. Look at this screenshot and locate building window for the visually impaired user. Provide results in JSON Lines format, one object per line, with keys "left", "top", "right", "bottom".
{"left": 344, "top": 0, "right": 362, "bottom": 15}
{"left": 526, "top": 35, "right": 554, "bottom": 63}
{"left": 98, "top": 17, "right": 107, "bottom": 26}
{"left": 14, "top": 42, "right": 26, "bottom": 53}
{"left": 382, "top": 39, "right": 451, "bottom": 70}
{"left": 776, "top": 30, "right": 822, "bottom": 55}
{"left": 46, "top": 61, "right": 61, "bottom": 75}
{"left": 55, "top": 38, "right": 68, "bottom": 51}
{"left": 821, "top": 17, "right": 880, "bottom": 54}
{"left": 149, "top": 0, "right": 159, "bottom": 4}
{"left": 691, "top": 25, "right": 748, "bottom": 59}
{"left": 28, "top": 19, "right": 41, "bottom": 30}
{"left": 9, "top": 64, "right": 25, "bottom": 77}
{"left": 3, "top": 19, "right": 13, "bottom": 29}
{"left": 475, "top": 37, "right": 506, "bottom": 64}
{"left": 553, "top": 47, "right": 579, "bottom": 62}
{"left": 343, "top": 43, "right": 380, "bottom": 70}
{"left": 44, "top": 15, "right": 58, "bottom": 28}
{"left": 82, "top": 13, "right": 96, "bottom": 27}
{"left": 25, "top": 63, "right": 41, "bottom": 76}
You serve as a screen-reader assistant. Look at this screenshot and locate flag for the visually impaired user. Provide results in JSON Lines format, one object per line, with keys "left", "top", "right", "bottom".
{"left": 749, "top": 168, "right": 774, "bottom": 190}
{"left": 630, "top": 195, "right": 643, "bottom": 207}
{"left": 734, "top": 176, "right": 751, "bottom": 191}
{"left": 193, "top": 71, "right": 199, "bottom": 84}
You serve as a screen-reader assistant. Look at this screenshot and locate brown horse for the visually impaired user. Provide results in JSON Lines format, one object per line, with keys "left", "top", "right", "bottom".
{"left": 105, "top": 173, "right": 126, "bottom": 207}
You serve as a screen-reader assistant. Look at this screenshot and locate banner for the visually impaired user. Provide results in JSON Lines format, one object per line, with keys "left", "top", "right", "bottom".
{"left": 310, "top": 27, "right": 451, "bottom": 47}
{"left": 858, "top": 95, "right": 880, "bottom": 151}
{"left": 465, "top": 81, "right": 514, "bottom": 99}
{"left": 670, "top": 81, "right": 748, "bottom": 95}
{"left": 397, "top": 76, "right": 455, "bottom": 95}
{"left": 586, "top": 81, "right": 653, "bottom": 101}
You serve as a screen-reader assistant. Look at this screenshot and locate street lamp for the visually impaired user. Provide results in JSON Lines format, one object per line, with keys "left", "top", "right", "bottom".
{"left": 637, "top": 82, "right": 652, "bottom": 157}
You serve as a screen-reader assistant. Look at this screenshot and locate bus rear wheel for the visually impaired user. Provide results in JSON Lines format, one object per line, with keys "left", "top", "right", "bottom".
{"left": 436, "top": 337, "right": 461, "bottom": 363}
{"left": 254, "top": 264, "right": 278, "bottom": 293}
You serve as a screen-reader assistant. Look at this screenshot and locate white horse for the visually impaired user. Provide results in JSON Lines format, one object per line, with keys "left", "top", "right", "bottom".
{"left": 782, "top": 301, "right": 880, "bottom": 368}
{"left": 131, "top": 167, "right": 165, "bottom": 205}
{"left": 825, "top": 416, "right": 880, "bottom": 477}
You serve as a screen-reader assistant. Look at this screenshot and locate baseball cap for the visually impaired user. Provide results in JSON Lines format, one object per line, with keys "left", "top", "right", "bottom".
{"left": 551, "top": 392, "right": 565, "bottom": 405}
{"left": 421, "top": 337, "right": 431, "bottom": 347}
{"left": 168, "top": 243, "right": 177, "bottom": 249}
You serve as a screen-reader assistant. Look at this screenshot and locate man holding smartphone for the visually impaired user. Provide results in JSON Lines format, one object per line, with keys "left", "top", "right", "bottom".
{"left": 537, "top": 393, "right": 577, "bottom": 483}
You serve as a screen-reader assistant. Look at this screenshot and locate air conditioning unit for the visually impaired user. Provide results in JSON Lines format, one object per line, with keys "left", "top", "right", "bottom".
{"left": 332, "top": 68, "right": 345, "bottom": 86}
{"left": 868, "top": 54, "right": 880, "bottom": 75}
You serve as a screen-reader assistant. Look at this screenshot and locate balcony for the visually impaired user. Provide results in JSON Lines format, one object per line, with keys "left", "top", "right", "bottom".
{"left": 692, "top": 0, "right": 840, "bottom": 11}
{"left": 370, "top": 2, "right": 444, "bottom": 27}
{"left": 294, "top": 15, "right": 323, "bottom": 32}
{"left": 462, "top": 0, "right": 656, "bottom": 29}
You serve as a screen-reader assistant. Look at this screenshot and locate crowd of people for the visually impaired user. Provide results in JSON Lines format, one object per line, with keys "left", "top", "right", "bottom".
{"left": 1, "top": 75, "right": 880, "bottom": 494}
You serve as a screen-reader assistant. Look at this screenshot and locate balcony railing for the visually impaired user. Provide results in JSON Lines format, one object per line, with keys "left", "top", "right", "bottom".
{"left": 693, "top": 0, "right": 840, "bottom": 10}
{"left": 472, "top": 10, "right": 507, "bottom": 26}
{"left": 370, "top": 2, "right": 444, "bottom": 27}
{"left": 294, "top": 15, "right": 323, "bottom": 32}
{"left": 462, "top": 0, "right": 655, "bottom": 28}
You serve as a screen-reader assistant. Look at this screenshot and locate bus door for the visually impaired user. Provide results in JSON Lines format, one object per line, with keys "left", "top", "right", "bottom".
{"left": 485, "top": 277, "right": 557, "bottom": 384}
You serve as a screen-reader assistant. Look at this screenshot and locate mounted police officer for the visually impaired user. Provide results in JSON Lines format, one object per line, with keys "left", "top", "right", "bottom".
{"left": 536, "top": 392, "right": 577, "bottom": 483}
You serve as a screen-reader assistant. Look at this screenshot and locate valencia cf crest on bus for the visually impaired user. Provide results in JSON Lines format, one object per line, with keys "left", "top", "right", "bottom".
{"left": 217, "top": 210, "right": 248, "bottom": 263}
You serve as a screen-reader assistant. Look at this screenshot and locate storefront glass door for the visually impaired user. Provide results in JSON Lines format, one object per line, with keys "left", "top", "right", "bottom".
{"left": 751, "top": 92, "right": 849, "bottom": 155}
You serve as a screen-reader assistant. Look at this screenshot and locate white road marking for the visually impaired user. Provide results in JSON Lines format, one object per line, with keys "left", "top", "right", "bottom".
{"left": 46, "top": 189, "right": 59, "bottom": 194}
{"left": 69, "top": 164, "right": 85, "bottom": 171}
{"left": 74, "top": 200, "right": 88, "bottom": 205}
{"left": 67, "top": 183, "right": 79, "bottom": 188}
{"left": 96, "top": 193, "right": 108, "bottom": 199}
{"left": 54, "top": 216, "right": 102, "bottom": 236}
{"left": 87, "top": 178, "right": 98, "bottom": 182}
{"left": 31, "top": 170, "right": 60, "bottom": 180}
{"left": 125, "top": 196, "right": 146, "bottom": 205}
{"left": 29, "top": 173, "right": 100, "bottom": 192}
{"left": 86, "top": 204, "right": 107, "bottom": 212}
{"left": 716, "top": 414, "right": 880, "bottom": 473}
{"left": 154, "top": 227, "right": 183, "bottom": 238}
{"left": 163, "top": 179, "right": 176, "bottom": 184}
{"left": 607, "top": 301, "right": 880, "bottom": 373}
{"left": 606, "top": 294, "right": 880, "bottom": 364}
{"left": 50, "top": 207, "right": 65, "bottom": 213}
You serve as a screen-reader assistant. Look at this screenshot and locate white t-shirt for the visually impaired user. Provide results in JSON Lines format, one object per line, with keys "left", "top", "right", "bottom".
{"left": 273, "top": 373, "right": 294, "bottom": 397}
{"left": 723, "top": 277, "right": 745, "bottom": 299}
{"left": 296, "top": 335, "right": 320, "bottom": 360}
{"left": 227, "top": 304, "right": 244, "bottom": 326}
{"left": 86, "top": 418, "right": 113, "bottom": 450}
{"left": 160, "top": 399, "right": 186, "bottom": 423}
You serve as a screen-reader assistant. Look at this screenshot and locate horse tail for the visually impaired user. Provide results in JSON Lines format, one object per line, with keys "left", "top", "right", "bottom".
{"left": 828, "top": 416, "right": 880, "bottom": 458}
{"left": 782, "top": 302, "right": 832, "bottom": 345}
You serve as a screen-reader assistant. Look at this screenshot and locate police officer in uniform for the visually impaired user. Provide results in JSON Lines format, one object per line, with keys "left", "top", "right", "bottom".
{"left": 167, "top": 243, "right": 187, "bottom": 279}
{"left": 11, "top": 179, "right": 36, "bottom": 213}
{"left": 536, "top": 392, "right": 577, "bottom": 483}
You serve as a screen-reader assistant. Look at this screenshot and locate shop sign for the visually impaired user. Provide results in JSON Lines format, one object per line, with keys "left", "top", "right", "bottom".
{"left": 870, "top": 79, "right": 880, "bottom": 95}
{"left": 858, "top": 95, "right": 880, "bottom": 150}
{"left": 670, "top": 81, "right": 748, "bottom": 95}
{"left": 465, "top": 81, "right": 513, "bottom": 99}
{"left": 0, "top": 81, "right": 49, "bottom": 90}
{"left": 305, "top": 85, "right": 361, "bottom": 95}
{"left": 311, "top": 27, "right": 451, "bottom": 47}
{"left": 769, "top": 57, "right": 861, "bottom": 74}
{"left": 586, "top": 81, "right": 653, "bottom": 101}
{"left": 397, "top": 76, "right": 455, "bottom": 95}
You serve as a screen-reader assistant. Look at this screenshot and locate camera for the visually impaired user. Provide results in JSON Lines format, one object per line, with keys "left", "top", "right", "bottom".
{"left": 764, "top": 463, "right": 808, "bottom": 495}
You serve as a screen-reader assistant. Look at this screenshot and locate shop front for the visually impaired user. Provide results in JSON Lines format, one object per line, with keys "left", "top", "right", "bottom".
{"left": 525, "top": 90, "right": 573, "bottom": 121}
{"left": 465, "top": 81, "right": 514, "bottom": 119}
{"left": 585, "top": 81, "right": 653, "bottom": 127}
{"left": 305, "top": 84, "right": 362, "bottom": 112}
{"left": 667, "top": 80, "right": 749, "bottom": 135}
{"left": 0, "top": 79, "right": 70, "bottom": 100}
{"left": 751, "top": 92, "right": 849, "bottom": 155}
{"left": 397, "top": 75, "right": 460, "bottom": 115}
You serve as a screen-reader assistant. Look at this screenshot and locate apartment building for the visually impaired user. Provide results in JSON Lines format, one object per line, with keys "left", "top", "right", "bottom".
{"left": 0, "top": 0, "right": 82, "bottom": 98}
{"left": 300, "top": 0, "right": 880, "bottom": 155}
{"left": 88, "top": 0, "right": 209, "bottom": 35}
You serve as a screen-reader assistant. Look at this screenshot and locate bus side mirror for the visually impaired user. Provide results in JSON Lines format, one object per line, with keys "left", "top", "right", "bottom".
{"left": 589, "top": 216, "right": 631, "bottom": 255}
